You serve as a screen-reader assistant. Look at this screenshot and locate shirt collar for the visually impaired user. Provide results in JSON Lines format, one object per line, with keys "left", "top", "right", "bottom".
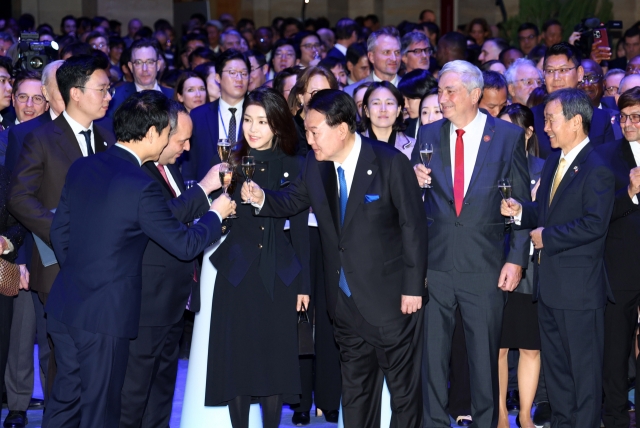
{"left": 134, "top": 81, "right": 162, "bottom": 93}
{"left": 219, "top": 97, "right": 243, "bottom": 111}
{"left": 334, "top": 133, "right": 361, "bottom": 171}
{"left": 115, "top": 143, "right": 142, "bottom": 165}
{"left": 335, "top": 43, "right": 347, "bottom": 55}
{"left": 372, "top": 72, "right": 399, "bottom": 87}
{"left": 14, "top": 118, "right": 20, "bottom": 125}
{"left": 63, "top": 110, "right": 93, "bottom": 134}
{"left": 451, "top": 109, "right": 485, "bottom": 134}
{"left": 560, "top": 137, "right": 590, "bottom": 163}
{"left": 50, "top": 109, "right": 60, "bottom": 120}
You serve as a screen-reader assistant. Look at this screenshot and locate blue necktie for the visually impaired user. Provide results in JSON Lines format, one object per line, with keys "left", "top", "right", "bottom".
{"left": 337, "top": 167, "right": 351, "bottom": 297}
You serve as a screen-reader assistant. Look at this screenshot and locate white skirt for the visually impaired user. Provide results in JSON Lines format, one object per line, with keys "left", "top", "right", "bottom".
{"left": 180, "top": 235, "right": 263, "bottom": 427}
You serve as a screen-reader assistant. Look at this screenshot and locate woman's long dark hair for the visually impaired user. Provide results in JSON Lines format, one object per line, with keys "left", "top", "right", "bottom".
{"left": 498, "top": 103, "right": 539, "bottom": 158}
{"left": 359, "top": 81, "right": 407, "bottom": 133}
{"left": 230, "top": 87, "right": 299, "bottom": 165}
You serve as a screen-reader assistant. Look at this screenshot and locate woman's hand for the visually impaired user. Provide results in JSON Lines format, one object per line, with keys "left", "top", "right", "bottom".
{"left": 297, "top": 294, "right": 310, "bottom": 311}
{"left": 19, "top": 265, "right": 29, "bottom": 290}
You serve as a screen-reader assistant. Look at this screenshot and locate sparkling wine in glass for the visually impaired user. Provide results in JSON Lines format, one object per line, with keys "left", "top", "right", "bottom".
{"left": 241, "top": 156, "right": 255, "bottom": 204}
{"left": 498, "top": 178, "right": 515, "bottom": 224}
{"left": 419, "top": 141, "right": 434, "bottom": 188}
{"left": 217, "top": 138, "right": 231, "bottom": 163}
{"left": 219, "top": 163, "right": 237, "bottom": 219}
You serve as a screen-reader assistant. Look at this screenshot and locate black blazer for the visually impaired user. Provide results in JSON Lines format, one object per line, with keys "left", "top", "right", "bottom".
{"left": 180, "top": 100, "right": 243, "bottom": 181}
{"left": 47, "top": 146, "right": 221, "bottom": 338}
{"left": 411, "top": 112, "right": 532, "bottom": 273}
{"left": 325, "top": 46, "right": 347, "bottom": 62}
{"left": 106, "top": 82, "right": 174, "bottom": 118}
{"left": 139, "top": 162, "right": 211, "bottom": 326}
{"left": 532, "top": 103, "right": 616, "bottom": 159}
{"left": 601, "top": 96, "right": 618, "bottom": 111}
{"left": 519, "top": 144, "right": 615, "bottom": 309}
{"left": 595, "top": 139, "right": 640, "bottom": 291}
{"left": 259, "top": 137, "right": 428, "bottom": 327}
{"left": 5, "top": 112, "right": 52, "bottom": 172}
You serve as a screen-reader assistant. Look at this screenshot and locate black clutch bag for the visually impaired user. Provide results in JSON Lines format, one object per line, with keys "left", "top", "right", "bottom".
{"left": 297, "top": 302, "right": 314, "bottom": 356}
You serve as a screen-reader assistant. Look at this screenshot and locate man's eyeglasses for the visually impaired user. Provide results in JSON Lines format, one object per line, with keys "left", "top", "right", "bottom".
{"left": 620, "top": 113, "right": 640, "bottom": 124}
{"left": 131, "top": 59, "right": 158, "bottom": 68}
{"left": 580, "top": 74, "right": 603, "bottom": 85}
{"left": 519, "top": 34, "right": 537, "bottom": 42}
{"left": 91, "top": 43, "right": 107, "bottom": 50}
{"left": 515, "top": 78, "right": 542, "bottom": 87}
{"left": 221, "top": 69, "right": 249, "bottom": 79}
{"left": 274, "top": 51, "right": 295, "bottom": 59}
{"left": 543, "top": 66, "right": 577, "bottom": 76}
{"left": 301, "top": 43, "right": 322, "bottom": 51}
{"left": 76, "top": 86, "right": 116, "bottom": 98}
{"left": 15, "top": 94, "right": 46, "bottom": 105}
{"left": 605, "top": 86, "right": 619, "bottom": 96}
{"left": 406, "top": 47, "right": 432, "bottom": 56}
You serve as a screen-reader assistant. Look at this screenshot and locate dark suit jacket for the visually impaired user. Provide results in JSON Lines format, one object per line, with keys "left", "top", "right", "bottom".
{"left": 259, "top": 136, "right": 428, "bottom": 327}
{"left": 7, "top": 115, "right": 116, "bottom": 294}
{"left": 180, "top": 100, "right": 243, "bottom": 182}
{"left": 519, "top": 143, "right": 615, "bottom": 309}
{"left": 595, "top": 139, "right": 640, "bottom": 291}
{"left": 532, "top": 103, "right": 616, "bottom": 159}
{"left": 411, "top": 112, "right": 532, "bottom": 273}
{"left": 1, "top": 107, "right": 16, "bottom": 129}
{"left": 601, "top": 96, "right": 618, "bottom": 111}
{"left": 5, "top": 112, "right": 52, "bottom": 172}
{"left": 106, "top": 83, "right": 174, "bottom": 118}
{"left": 325, "top": 46, "right": 347, "bottom": 62}
{"left": 46, "top": 146, "right": 221, "bottom": 339}
{"left": 139, "top": 162, "right": 211, "bottom": 326}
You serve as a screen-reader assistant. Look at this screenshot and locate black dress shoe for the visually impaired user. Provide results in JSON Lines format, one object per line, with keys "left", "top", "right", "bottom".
{"left": 533, "top": 401, "right": 551, "bottom": 426}
{"left": 323, "top": 409, "right": 339, "bottom": 423}
{"left": 292, "top": 411, "right": 310, "bottom": 426}
{"left": 507, "top": 389, "right": 520, "bottom": 411}
{"left": 3, "top": 411, "right": 27, "bottom": 428}
{"left": 28, "top": 397, "right": 44, "bottom": 409}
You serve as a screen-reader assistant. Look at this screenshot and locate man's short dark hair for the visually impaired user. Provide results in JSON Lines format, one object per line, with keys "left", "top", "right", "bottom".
{"left": 318, "top": 56, "right": 346, "bottom": 73}
{"left": 56, "top": 54, "right": 110, "bottom": 106}
{"left": 617, "top": 86, "right": 640, "bottom": 111}
{"left": 364, "top": 15, "right": 379, "bottom": 25}
{"left": 544, "top": 88, "right": 593, "bottom": 135}
{"left": 486, "top": 37, "right": 509, "bottom": 53}
{"left": 130, "top": 38, "right": 161, "bottom": 57}
{"left": 60, "top": 42, "right": 92, "bottom": 59}
{"left": 499, "top": 46, "right": 524, "bottom": 64}
{"left": 335, "top": 18, "right": 358, "bottom": 41}
{"left": 544, "top": 42, "right": 581, "bottom": 68}
{"left": 168, "top": 99, "right": 187, "bottom": 136}
{"left": 109, "top": 36, "right": 125, "bottom": 50}
{"left": 60, "top": 15, "right": 76, "bottom": 30}
{"left": 518, "top": 22, "right": 540, "bottom": 36}
{"left": 114, "top": 90, "right": 171, "bottom": 142}
{"left": 12, "top": 70, "right": 42, "bottom": 95}
{"left": 482, "top": 70, "right": 507, "bottom": 91}
{"left": 308, "top": 89, "right": 357, "bottom": 133}
{"left": 0, "top": 56, "right": 13, "bottom": 76}
{"left": 346, "top": 42, "right": 368, "bottom": 66}
{"left": 542, "top": 19, "right": 562, "bottom": 33}
{"left": 397, "top": 69, "right": 437, "bottom": 99}
{"left": 245, "top": 49, "right": 267, "bottom": 67}
{"left": 85, "top": 31, "right": 106, "bottom": 45}
{"left": 279, "top": 18, "right": 303, "bottom": 39}
{"left": 423, "top": 22, "right": 440, "bottom": 40}
{"left": 214, "top": 49, "right": 250, "bottom": 77}
{"left": 189, "top": 47, "right": 216, "bottom": 65}
{"left": 419, "top": 9, "right": 435, "bottom": 21}
{"left": 624, "top": 27, "right": 640, "bottom": 43}
{"left": 92, "top": 16, "right": 109, "bottom": 29}
{"left": 438, "top": 31, "right": 467, "bottom": 58}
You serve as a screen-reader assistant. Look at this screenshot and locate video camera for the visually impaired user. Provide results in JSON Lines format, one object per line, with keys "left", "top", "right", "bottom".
{"left": 573, "top": 18, "right": 622, "bottom": 59}
{"left": 15, "top": 32, "right": 58, "bottom": 74}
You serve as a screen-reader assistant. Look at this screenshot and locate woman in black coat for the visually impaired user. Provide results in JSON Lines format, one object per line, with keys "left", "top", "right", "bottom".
{"left": 204, "top": 87, "right": 310, "bottom": 428}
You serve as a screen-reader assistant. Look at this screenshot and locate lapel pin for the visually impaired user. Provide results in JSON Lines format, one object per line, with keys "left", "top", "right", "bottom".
{"left": 367, "top": 170, "right": 372, "bottom": 175}
{"left": 103, "top": 141, "right": 107, "bottom": 146}
{"left": 573, "top": 166, "right": 579, "bottom": 175}
{"left": 483, "top": 135, "right": 491, "bottom": 142}
{"left": 531, "top": 179, "right": 536, "bottom": 184}
{"left": 283, "top": 172, "right": 289, "bottom": 178}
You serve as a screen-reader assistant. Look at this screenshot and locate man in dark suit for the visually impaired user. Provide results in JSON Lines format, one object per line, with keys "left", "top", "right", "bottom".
{"left": 106, "top": 39, "right": 174, "bottom": 118}
{"left": 596, "top": 87, "right": 640, "bottom": 428}
{"left": 325, "top": 18, "right": 358, "bottom": 62}
{"left": 502, "top": 88, "right": 615, "bottom": 427}
{"left": 242, "top": 89, "right": 429, "bottom": 427}
{"left": 8, "top": 55, "right": 117, "bottom": 402}
{"left": 533, "top": 43, "right": 616, "bottom": 159}
{"left": 119, "top": 102, "right": 219, "bottom": 427}
{"left": 43, "top": 91, "right": 235, "bottom": 428}
{"left": 0, "top": 56, "right": 14, "bottom": 131}
{"left": 181, "top": 49, "right": 249, "bottom": 181}
{"left": 609, "top": 27, "right": 640, "bottom": 71}
{"left": 412, "top": 60, "right": 531, "bottom": 427}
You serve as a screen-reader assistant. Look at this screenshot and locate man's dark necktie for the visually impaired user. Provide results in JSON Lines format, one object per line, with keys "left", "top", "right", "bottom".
{"left": 337, "top": 166, "right": 351, "bottom": 297}
{"left": 79, "top": 130, "right": 93, "bottom": 156}
{"left": 156, "top": 164, "right": 177, "bottom": 197}
{"left": 228, "top": 108, "right": 237, "bottom": 144}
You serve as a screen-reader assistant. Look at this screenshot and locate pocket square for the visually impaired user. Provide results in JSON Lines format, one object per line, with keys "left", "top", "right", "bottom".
{"left": 365, "top": 194, "right": 380, "bottom": 203}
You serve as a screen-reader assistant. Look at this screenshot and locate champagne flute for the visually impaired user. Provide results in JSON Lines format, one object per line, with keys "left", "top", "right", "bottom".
{"left": 241, "top": 156, "right": 255, "bottom": 204}
{"left": 419, "top": 141, "right": 434, "bottom": 188}
{"left": 498, "top": 178, "right": 515, "bottom": 224}
{"left": 226, "top": 170, "right": 239, "bottom": 219}
{"left": 217, "top": 138, "right": 231, "bottom": 163}
{"left": 219, "top": 163, "right": 237, "bottom": 219}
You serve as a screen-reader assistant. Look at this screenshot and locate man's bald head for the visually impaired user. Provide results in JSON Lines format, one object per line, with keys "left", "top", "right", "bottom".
{"left": 616, "top": 74, "right": 640, "bottom": 105}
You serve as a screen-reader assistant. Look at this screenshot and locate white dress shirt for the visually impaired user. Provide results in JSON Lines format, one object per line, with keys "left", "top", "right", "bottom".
{"left": 372, "top": 72, "right": 400, "bottom": 88}
{"left": 154, "top": 163, "right": 182, "bottom": 196}
{"left": 333, "top": 133, "right": 362, "bottom": 197}
{"left": 450, "top": 110, "right": 488, "bottom": 196}
{"left": 334, "top": 43, "right": 347, "bottom": 56}
{"left": 134, "top": 81, "right": 162, "bottom": 93}
{"left": 218, "top": 98, "right": 244, "bottom": 142}
{"left": 63, "top": 111, "right": 95, "bottom": 156}
{"left": 50, "top": 109, "right": 60, "bottom": 120}
{"left": 629, "top": 140, "right": 640, "bottom": 205}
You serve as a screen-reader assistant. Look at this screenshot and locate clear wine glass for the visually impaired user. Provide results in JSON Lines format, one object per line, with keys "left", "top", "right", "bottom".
{"left": 217, "top": 138, "right": 231, "bottom": 163}
{"left": 498, "top": 178, "right": 515, "bottom": 224}
{"left": 419, "top": 141, "right": 434, "bottom": 188}
{"left": 241, "top": 156, "right": 255, "bottom": 204}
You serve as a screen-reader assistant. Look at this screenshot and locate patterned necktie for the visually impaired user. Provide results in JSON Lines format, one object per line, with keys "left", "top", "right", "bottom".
{"left": 549, "top": 158, "right": 566, "bottom": 205}
{"left": 453, "top": 129, "right": 465, "bottom": 216}
{"left": 228, "top": 108, "right": 237, "bottom": 144}
{"left": 156, "top": 164, "right": 177, "bottom": 197}
{"left": 79, "top": 130, "right": 93, "bottom": 156}
{"left": 337, "top": 166, "right": 351, "bottom": 297}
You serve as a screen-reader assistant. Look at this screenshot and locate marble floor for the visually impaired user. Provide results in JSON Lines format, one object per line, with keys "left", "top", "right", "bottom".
{"left": 0, "top": 346, "right": 569, "bottom": 427}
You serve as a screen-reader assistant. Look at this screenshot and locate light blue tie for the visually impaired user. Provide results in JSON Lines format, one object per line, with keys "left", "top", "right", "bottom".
{"left": 337, "top": 167, "right": 351, "bottom": 297}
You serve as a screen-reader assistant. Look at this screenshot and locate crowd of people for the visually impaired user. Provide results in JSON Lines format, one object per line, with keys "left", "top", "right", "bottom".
{"left": 0, "top": 7, "right": 639, "bottom": 428}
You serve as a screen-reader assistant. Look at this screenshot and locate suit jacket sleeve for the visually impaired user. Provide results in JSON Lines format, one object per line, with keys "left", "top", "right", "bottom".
{"left": 286, "top": 159, "right": 311, "bottom": 296}
{"left": 50, "top": 183, "right": 70, "bottom": 266}
{"left": 541, "top": 164, "right": 615, "bottom": 256}
{"left": 259, "top": 156, "right": 312, "bottom": 218}
{"left": 7, "top": 131, "right": 54, "bottom": 245}
{"left": 390, "top": 152, "right": 429, "bottom": 296}
{"left": 5, "top": 127, "right": 21, "bottom": 172}
{"left": 165, "top": 186, "right": 210, "bottom": 223}
{"left": 507, "top": 132, "right": 532, "bottom": 267}
{"left": 610, "top": 186, "right": 638, "bottom": 222}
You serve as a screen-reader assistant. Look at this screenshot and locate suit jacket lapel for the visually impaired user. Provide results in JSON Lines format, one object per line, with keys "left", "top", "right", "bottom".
{"left": 143, "top": 162, "right": 174, "bottom": 197}
{"left": 342, "top": 140, "right": 378, "bottom": 231}
{"left": 318, "top": 161, "right": 340, "bottom": 237}
{"left": 168, "top": 163, "right": 186, "bottom": 193}
{"left": 54, "top": 116, "right": 83, "bottom": 162}
{"left": 207, "top": 101, "right": 220, "bottom": 163}
{"left": 548, "top": 144, "right": 593, "bottom": 215}
{"left": 621, "top": 139, "right": 638, "bottom": 169}
{"left": 93, "top": 126, "right": 109, "bottom": 153}
{"left": 539, "top": 152, "right": 558, "bottom": 222}
{"left": 439, "top": 121, "right": 454, "bottom": 197}
{"left": 466, "top": 113, "right": 495, "bottom": 194}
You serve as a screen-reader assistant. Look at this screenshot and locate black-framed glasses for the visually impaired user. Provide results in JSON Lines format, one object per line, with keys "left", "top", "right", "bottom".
{"left": 620, "top": 113, "right": 640, "bottom": 124}
{"left": 221, "top": 69, "right": 249, "bottom": 79}
{"left": 543, "top": 66, "right": 577, "bottom": 76}
{"left": 131, "top": 59, "right": 157, "bottom": 68}
{"left": 16, "top": 93, "right": 46, "bottom": 105}
{"left": 406, "top": 47, "right": 432, "bottom": 56}
{"left": 76, "top": 86, "right": 115, "bottom": 98}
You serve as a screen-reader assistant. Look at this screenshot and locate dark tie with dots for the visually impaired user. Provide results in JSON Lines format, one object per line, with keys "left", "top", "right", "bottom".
{"left": 228, "top": 108, "right": 237, "bottom": 144}
{"left": 79, "top": 130, "right": 93, "bottom": 156}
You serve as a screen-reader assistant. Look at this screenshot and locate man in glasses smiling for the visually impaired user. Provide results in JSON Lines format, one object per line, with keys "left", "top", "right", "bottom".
{"left": 401, "top": 31, "right": 431, "bottom": 74}
{"left": 107, "top": 39, "right": 174, "bottom": 117}
{"left": 531, "top": 43, "right": 615, "bottom": 158}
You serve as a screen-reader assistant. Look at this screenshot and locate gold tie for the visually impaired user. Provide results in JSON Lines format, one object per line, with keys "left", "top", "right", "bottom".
{"left": 549, "top": 158, "right": 567, "bottom": 205}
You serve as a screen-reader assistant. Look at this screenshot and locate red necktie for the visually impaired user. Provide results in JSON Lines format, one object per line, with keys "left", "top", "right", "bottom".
{"left": 156, "top": 164, "right": 177, "bottom": 197}
{"left": 453, "top": 129, "right": 465, "bottom": 216}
